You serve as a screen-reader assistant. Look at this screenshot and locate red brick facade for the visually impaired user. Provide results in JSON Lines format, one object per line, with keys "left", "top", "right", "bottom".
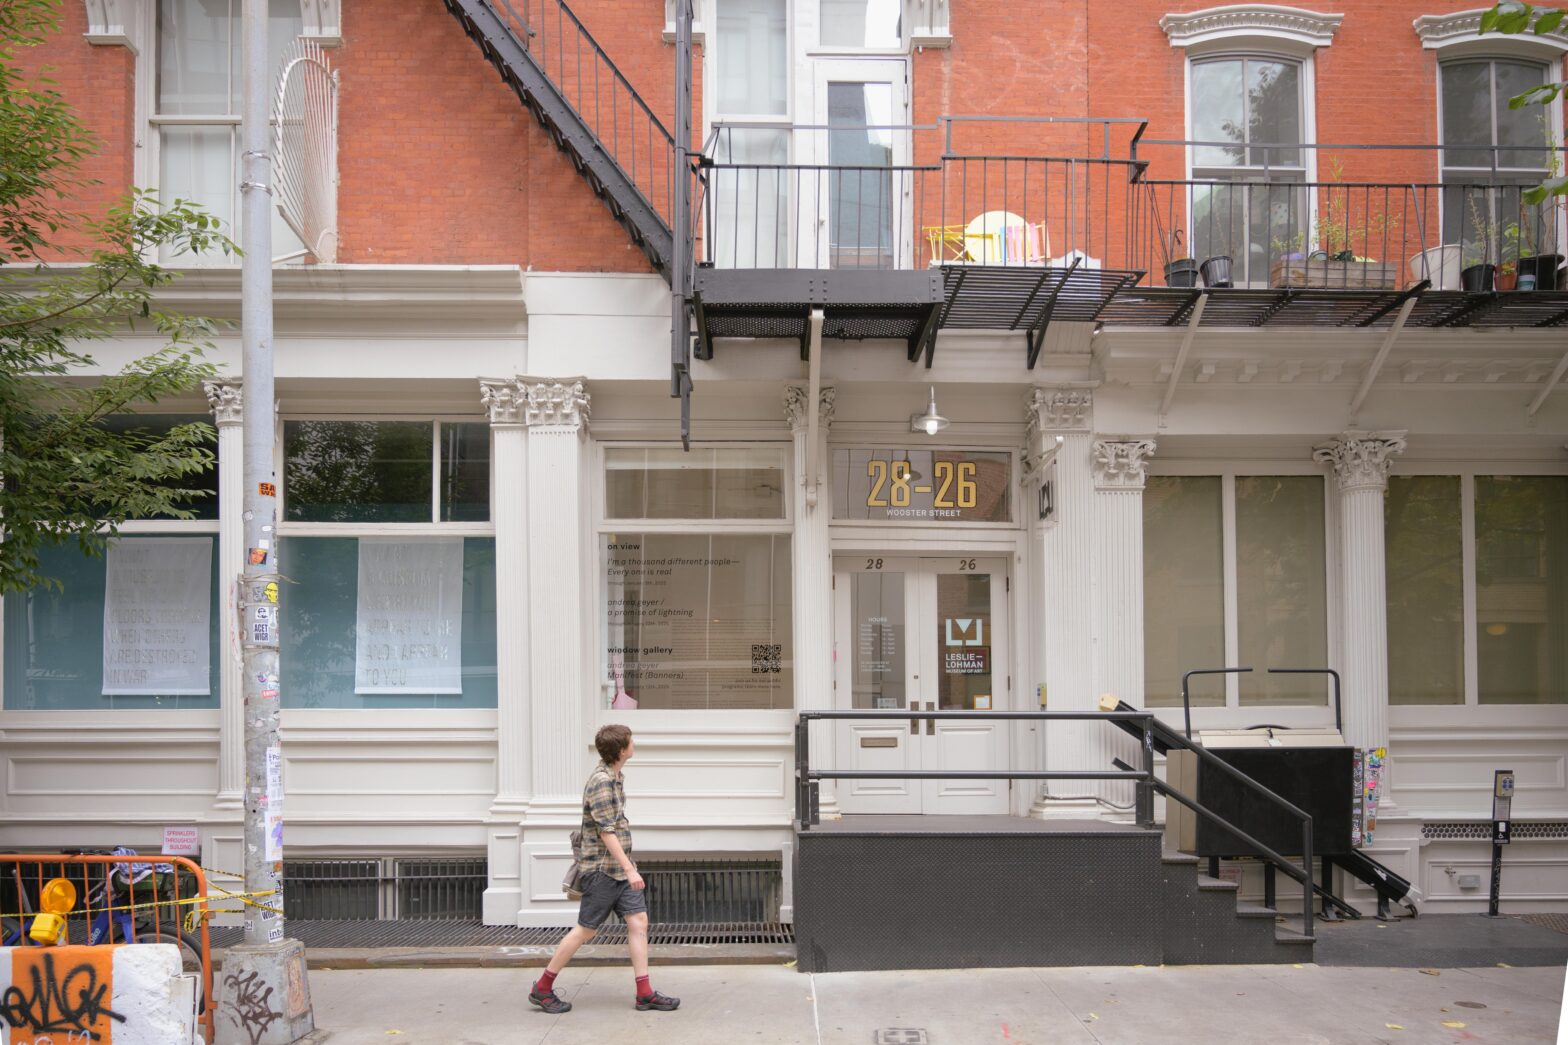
{"left": 21, "top": 1, "right": 1565, "bottom": 270}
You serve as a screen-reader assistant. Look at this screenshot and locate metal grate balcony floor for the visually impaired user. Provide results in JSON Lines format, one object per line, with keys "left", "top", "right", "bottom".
{"left": 1099, "top": 287, "right": 1568, "bottom": 329}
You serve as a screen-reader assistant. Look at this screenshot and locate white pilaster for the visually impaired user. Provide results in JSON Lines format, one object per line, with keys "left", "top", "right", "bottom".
{"left": 1024, "top": 388, "right": 1101, "bottom": 819}
{"left": 786, "top": 385, "right": 837, "bottom": 817}
{"left": 1091, "top": 437, "right": 1157, "bottom": 814}
{"left": 516, "top": 379, "right": 591, "bottom": 925}
{"left": 479, "top": 378, "right": 530, "bottom": 924}
{"left": 1314, "top": 431, "right": 1406, "bottom": 760}
{"left": 204, "top": 379, "right": 245, "bottom": 812}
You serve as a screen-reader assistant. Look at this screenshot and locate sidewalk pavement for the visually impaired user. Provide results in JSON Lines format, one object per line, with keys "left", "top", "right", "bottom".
{"left": 299, "top": 960, "right": 1568, "bottom": 1045}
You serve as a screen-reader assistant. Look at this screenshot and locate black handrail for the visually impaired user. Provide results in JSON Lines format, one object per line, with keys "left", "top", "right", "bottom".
{"left": 1267, "top": 667, "right": 1343, "bottom": 735}
{"left": 1181, "top": 666, "right": 1251, "bottom": 739}
{"left": 794, "top": 707, "right": 1315, "bottom": 940}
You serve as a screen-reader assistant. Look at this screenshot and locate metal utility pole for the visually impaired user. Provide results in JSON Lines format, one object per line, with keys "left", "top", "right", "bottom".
{"left": 216, "top": 1, "right": 314, "bottom": 1040}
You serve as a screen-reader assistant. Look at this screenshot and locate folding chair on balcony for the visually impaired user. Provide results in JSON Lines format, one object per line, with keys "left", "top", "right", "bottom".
{"left": 924, "top": 224, "right": 972, "bottom": 264}
{"left": 1002, "top": 221, "right": 1050, "bottom": 265}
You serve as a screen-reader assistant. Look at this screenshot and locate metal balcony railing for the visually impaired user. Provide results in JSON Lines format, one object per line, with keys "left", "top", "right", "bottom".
{"left": 697, "top": 133, "right": 1568, "bottom": 295}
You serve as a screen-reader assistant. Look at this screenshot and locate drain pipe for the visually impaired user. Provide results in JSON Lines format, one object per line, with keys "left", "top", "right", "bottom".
{"left": 804, "top": 308, "right": 825, "bottom": 509}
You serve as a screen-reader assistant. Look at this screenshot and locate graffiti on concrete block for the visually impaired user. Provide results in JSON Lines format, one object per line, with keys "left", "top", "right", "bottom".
{"left": 0, "top": 949, "right": 126, "bottom": 1042}
{"left": 222, "top": 969, "right": 281, "bottom": 1045}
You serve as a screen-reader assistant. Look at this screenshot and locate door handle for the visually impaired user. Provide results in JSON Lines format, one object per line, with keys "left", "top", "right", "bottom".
{"left": 910, "top": 702, "right": 919, "bottom": 735}
{"left": 926, "top": 701, "right": 936, "bottom": 735}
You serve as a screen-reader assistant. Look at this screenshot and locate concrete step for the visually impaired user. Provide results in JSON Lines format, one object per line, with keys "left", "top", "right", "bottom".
{"left": 1196, "top": 874, "right": 1239, "bottom": 892}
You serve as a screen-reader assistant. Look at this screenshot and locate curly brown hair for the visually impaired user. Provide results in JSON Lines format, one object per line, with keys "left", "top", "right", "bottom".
{"left": 595, "top": 724, "right": 633, "bottom": 764}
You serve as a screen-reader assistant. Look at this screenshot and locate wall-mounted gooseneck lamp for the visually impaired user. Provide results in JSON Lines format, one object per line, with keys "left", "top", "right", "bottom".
{"left": 910, "top": 386, "right": 949, "bottom": 435}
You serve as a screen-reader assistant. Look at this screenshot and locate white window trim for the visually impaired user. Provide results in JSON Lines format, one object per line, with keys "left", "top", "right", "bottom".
{"left": 1386, "top": 462, "right": 1568, "bottom": 711}
{"left": 1414, "top": 8, "right": 1568, "bottom": 62}
{"left": 1143, "top": 464, "right": 1339, "bottom": 724}
{"left": 1160, "top": 4, "right": 1343, "bottom": 57}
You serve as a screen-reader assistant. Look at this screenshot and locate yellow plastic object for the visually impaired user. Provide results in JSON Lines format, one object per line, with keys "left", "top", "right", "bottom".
{"left": 28, "top": 912, "right": 65, "bottom": 945}
{"left": 40, "top": 877, "right": 77, "bottom": 914}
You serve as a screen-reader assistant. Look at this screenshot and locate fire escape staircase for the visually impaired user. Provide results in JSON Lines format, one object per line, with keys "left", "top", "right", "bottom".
{"left": 443, "top": 0, "right": 675, "bottom": 278}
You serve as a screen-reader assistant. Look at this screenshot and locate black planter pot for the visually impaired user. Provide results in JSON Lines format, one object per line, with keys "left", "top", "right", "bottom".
{"left": 1460, "top": 263, "right": 1495, "bottom": 293}
{"left": 1517, "top": 254, "right": 1565, "bottom": 291}
{"left": 1164, "top": 258, "right": 1200, "bottom": 288}
{"left": 1199, "top": 255, "right": 1233, "bottom": 288}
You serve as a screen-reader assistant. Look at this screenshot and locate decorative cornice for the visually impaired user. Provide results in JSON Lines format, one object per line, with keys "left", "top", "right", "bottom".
{"left": 82, "top": 0, "right": 138, "bottom": 51}
{"left": 910, "top": 0, "right": 953, "bottom": 48}
{"left": 1092, "top": 439, "right": 1158, "bottom": 490}
{"left": 1025, "top": 388, "right": 1093, "bottom": 434}
{"left": 523, "top": 379, "right": 590, "bottom": 431}
{"left": 783, "top": 386, "right": 837, "bottom": 432}
{"left": 1160, "top": 5, "right": 1343, "bottom": 51}
{"left": 1413, "top": 9, "right": 1568, "bottom": 52}
{"left": 1313, "top": 431, "right": 1407, "bottom": 492}
{"left": 300, "top": 0, "right": 342, "bottom": 46}
{"left": 202, "top": 379, "right": 243, "bottom": 427}
{"left": 479, "top": 379, "right": 526, "bottom": 427}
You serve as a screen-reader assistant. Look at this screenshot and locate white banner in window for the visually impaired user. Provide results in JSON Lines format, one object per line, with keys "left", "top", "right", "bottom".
{"left": 102, "top": 537, "right": 212, "bottom": 696}
{"left": 355, "top": 537, "right": 464, "bottom": 694}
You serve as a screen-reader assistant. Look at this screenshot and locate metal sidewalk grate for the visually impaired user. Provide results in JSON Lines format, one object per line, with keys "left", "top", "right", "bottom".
{"left": 208, "top": 919, "right": 795, "bottom": 949}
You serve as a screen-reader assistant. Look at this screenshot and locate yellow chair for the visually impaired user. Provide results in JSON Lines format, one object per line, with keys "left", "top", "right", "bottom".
{"left": 924, "top": 224, "right": 972, "bottom": 263}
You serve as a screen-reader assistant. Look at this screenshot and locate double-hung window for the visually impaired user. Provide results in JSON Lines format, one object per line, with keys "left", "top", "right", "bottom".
{"left": 1439, "top": 59, "right": 1557, "bottom": 267}
{"left": 3, "top": 416, "right": 221, "bottom": 711}
{"left": 278, "top": 420, "right": 497, "bottom": 709}
{"left": 1143, "top": 472, "right": 1331, "bottom": 709}
{"left": 154, "top": 0, "right": 305, "bottom": 263}
{"left": 1189, "top": 56, "right": 1308, "bottom": 286}
{"left": 599, "top": 446, "right": 794, "bottom": 710}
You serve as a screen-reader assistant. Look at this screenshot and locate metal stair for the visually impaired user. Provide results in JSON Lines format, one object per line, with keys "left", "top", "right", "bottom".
{"left": 443, "top": 0, "right": 676, "bottom": 277}
{"left": 1161, "top": 850, "right": 1314, "bottom": 964}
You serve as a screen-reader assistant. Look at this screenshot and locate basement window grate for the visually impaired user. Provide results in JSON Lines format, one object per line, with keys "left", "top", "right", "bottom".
{"left": 638, "top": 859, "right": 783, "bottom": 924}
{"left": 283, "top": 857, "right": 486, "bottom": 920}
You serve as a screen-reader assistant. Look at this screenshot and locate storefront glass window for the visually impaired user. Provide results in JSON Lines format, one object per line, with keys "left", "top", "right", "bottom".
{"left": 1477, "top": 476, "right": 1568, "bottom": 705}
{"left": 602, "top": 533, "right": 792, "bottom": 710}
{"left": 285, "top": 420, "right": 490, "bottom": 523}
{"left": 3, "top": 535, "right": 221, "bottom": 710}
{"left": 278, "top": 537, "right": 498, "bottom": 709}
{"left": 1142, "top": 476, "right": 1225, "bottom": 708}
{"left": 1386, "top": 476, "right": 1464, "bottom": 706}
{"left": 99, "top": 414, "right": 220, "bottom": 520}
{"left": 605, "top": 447, "right": 786, "bottom": 520}
{"left": 1236, "top": 476, "right": 1328, "bottom": 706}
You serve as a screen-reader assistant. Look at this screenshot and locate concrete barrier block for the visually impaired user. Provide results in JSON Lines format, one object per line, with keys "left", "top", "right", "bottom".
{"left": 0, "top": 943, "right": 192, "bottom": 1045}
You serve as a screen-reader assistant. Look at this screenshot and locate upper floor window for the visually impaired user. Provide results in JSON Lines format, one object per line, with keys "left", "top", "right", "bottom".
{"left": 820, "top": 0, "right": 901, "bottom": 48}
{"left": 1189, "top": 55, "right": 1308, "bottom": 286}
{"left": 1439, "top": 59, "right": 1555, "bottom": 245}
{"left": 155, "top": 0, "right": 304, "bottom": 263}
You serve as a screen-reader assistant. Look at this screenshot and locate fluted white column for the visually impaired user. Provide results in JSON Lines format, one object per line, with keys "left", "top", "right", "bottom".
{"left": 204, "top": 379, "right": 245, "bottom": 811}
{"left": 1025, "top": 388, "right": 1102, "bottom": 819}
{"left": 480, "top": 379, "right": 531, "bottom": 924}
{"left": 1092, "top": 437, "right": 1158, "bottom": 813}
{"left": 522, "top": 379, "right": 592, "bottom": 817}
{"left": 785, "top": 386, "right": 837, "bottom": 816}
{"left": 482, "top": 380, "right": 532, "bottom": 812}
{"left": 1314, "top": 431, "right": 1406, "bottom": 762}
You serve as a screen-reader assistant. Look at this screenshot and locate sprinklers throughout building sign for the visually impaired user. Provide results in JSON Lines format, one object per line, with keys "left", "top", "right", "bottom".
{"left": 832, "top": 450, "right": 1011, "bottom": 522}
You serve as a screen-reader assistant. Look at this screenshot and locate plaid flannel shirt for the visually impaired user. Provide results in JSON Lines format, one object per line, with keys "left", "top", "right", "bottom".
{"left": 579, "top": 761, "right": 632, "bottom": 879}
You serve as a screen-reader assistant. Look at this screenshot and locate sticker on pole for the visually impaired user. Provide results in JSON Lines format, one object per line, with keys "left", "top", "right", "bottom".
{"left": 265, "top": 746, "right": 284, "bottom": 862}
{"left": 258, "top": 482, "right": 277, "bottom": 498}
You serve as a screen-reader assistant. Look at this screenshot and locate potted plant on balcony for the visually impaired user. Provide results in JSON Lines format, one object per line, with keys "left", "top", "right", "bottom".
{"left": 1513, "top": 122, "right": 1566, "bottom": 291}
{"left": 1272, "top": 160, "right": 1399, "bottom": 289}
{"left": 1461, "top": 196, "right": 1499, "bottom": 293}
{"left": 1163, "top": 229, "right": 1200, "bottom": 288}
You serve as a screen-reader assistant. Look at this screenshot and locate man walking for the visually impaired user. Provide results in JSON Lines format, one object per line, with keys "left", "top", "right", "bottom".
{"left": 529, "top": 724, "right": 680, "bottom": 1014}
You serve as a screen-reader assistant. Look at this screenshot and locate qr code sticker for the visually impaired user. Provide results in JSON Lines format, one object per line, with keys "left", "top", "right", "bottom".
{"left": 751, "top": 643, "right": 782, "bottom": 674}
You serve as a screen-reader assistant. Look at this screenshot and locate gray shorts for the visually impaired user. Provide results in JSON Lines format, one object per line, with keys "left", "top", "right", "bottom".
{"left": 577, "top": 870, "right": 648, "bottom": 930}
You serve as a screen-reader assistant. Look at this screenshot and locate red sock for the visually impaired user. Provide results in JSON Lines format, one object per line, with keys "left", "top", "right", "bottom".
{"left": 536, "top": 969, "right": 558, "bottom": 993}
{"left": 635, "top": 975, "right": 652, "bottom": 998}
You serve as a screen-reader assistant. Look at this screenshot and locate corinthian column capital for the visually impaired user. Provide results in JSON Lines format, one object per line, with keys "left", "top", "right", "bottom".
{"left": 1026, "top": 387, "right": 1093, "bottom": 435}
{"left": 784, "top": 386, "right": 836, "bottom": 432}
{"left": 479, "top": 379, "right": 526, "bottom": 426}
{"left": 522, "top": 378, "right": 590, "bottom": 432}
{"left": 1313, "top": 431, "right": 1407, "bottom": 492}
{"left": 1092, "top": 438, "right": 1157, "bottom": 491}
{"left": 203, "top": 379, "right": 244, "bottom": 427}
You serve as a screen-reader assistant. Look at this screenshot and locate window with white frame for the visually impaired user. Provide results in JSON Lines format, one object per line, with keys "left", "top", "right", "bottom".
{"left": 712, "top": 0, "right": 790, "bottom": 267}
{"left": 2, "top": 415, "right": 221, "bottom": 711}
{"left": 155, "top": 0, "right": 305, "bottom": 263}
{"left": 599, "top": 446, "right": 793, "bottom": 710}
{"left": 1188, "top": 55, "right": 1309, "bottom": 286}
{"left": 1387, "top": 473, "right": 1567, "bottom": 706}
{"left": 277, "top": 420, "right": 496, "bottom": 709}
{"left": 1438, "top": 58, "right": 1556, "bottom": 259}
{"left": 1143, "top": 474, "right": 1330, "bottom": 708}
{"left": 820, "top": 0, "right": 902, "bottom": 49}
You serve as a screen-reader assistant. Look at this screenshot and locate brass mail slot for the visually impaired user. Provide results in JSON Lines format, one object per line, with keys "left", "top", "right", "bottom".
{"left": 860, "top": 736, "right": 898, "bottom": 749}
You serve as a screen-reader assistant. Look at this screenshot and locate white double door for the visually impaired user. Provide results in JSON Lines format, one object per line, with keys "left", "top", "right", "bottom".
{"left": 833, "top": 555, "right": 1010, "bottom": 816}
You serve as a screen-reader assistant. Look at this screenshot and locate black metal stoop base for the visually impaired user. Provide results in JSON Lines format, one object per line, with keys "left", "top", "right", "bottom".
{"left": 792, "top": 816, "right": 1312, "bottom": 972}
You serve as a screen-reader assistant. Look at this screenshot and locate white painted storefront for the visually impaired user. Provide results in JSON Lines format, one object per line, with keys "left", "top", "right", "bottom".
{"left": 1, "top": 265, "right": 1564, "bottom": 924}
